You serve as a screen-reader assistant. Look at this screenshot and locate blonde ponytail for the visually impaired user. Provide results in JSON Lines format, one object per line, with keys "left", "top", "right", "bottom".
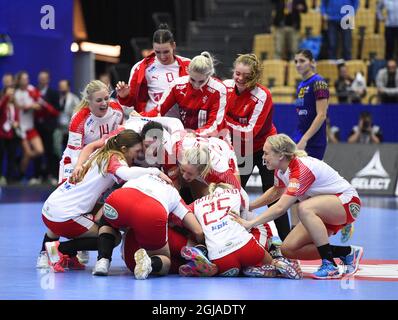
{"left": 267, "top": 134, "right": 307, "bottom": 160}
{"left": 74, "top": 80, "right": 109, "bottom": 113}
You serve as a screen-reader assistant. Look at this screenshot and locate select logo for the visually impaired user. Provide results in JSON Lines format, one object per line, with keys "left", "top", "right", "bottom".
{"left": 351, "top": 151, "right": 391, "bottom": 190}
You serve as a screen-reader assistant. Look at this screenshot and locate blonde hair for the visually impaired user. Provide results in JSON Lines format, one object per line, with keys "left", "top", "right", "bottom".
{"left": 233, "top": 53, "right": 262, "bottom": 90}
{"left": 74, "top": 80, "right": 109, "bottom": 113}
{"left": 266, "top": 134, "right": 307, "bottom": 160}
{"left": 180, "top": 143, "right": 212, "bottom": 178}
{"left": 80, "top": 129, "right": 142, "bottom": 179}
{"left": 208, "top": 182, "right": 234, "bottom": 194}
{"left": 188, "top": 51, "right": 215, "bottom": 77}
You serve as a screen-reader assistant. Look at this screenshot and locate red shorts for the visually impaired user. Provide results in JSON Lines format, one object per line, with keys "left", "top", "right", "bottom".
{"left": 26, "top": 128, "right": 39, "bottom": 140}
{"left": 324, "top": 194, "right": 361, "bottom": 235}
{"left": 250, "top": 223, "right": 273, "bottom": 251}
{"left": 212, "top": 238, "right": 265, "bottom": 275}
{"left": 104, "top": 188, "right": 168, "bottom": 250}
{"left": 122, "top": 227, "right": 189, "bottom": 274}
{"left": 42, "top": 214, "right": 94, "bottom": 238}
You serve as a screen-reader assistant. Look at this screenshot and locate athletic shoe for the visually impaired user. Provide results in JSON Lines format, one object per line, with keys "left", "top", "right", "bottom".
{"left": 340, "top": 245, "right": 363, "bottom": 277}
{"left": 273, "top": 257, "right": 303, "bottom": 280}
{"left": 219, "top": 267, "right": 240, "bottom": 277}
{"left": 134, "top": 248, "right": 152, "bottom": 280}
{"left": 77, "top": 250, "right": 90, "bottom": 264}
{"left": 243, "top": 265, "right": 278, "bottom": 278}
{"left": 45, "top": 241, "right": 62, "bottom": 264}
{"left": 180, "top": 246, "right": 218, "bottom": 277}
{"left": 179, "top": 261, "right": 201, "bottom": 277}
{"left": 36, "top": 251, "right": 50, "bottom": 269}
{"left": 92, "top": 258, "right": 111, "bottom": 276}
{"left": 340, "top": 223, "right": 355, "bottom": 243}
{"left": 311, "top": 259, "right": 341, "bottom": 279}
{"left": 66, "top": 256, "right": 86, "bottom": 270}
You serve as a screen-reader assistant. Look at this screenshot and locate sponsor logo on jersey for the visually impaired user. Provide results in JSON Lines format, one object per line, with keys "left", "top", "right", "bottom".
{"left": 287, "top": 178, "right": 300, "bottom": 194}
{"left": 202, "top": 95, "right": 208, "bottom": 104}
{"left": 148, "top": 65, "right": 156, "bottom": 73}
{"left": 298, "top": 109, "right": 308, "bottom": 116}
{"left": 211, "top": 220, "right": 228, "bottom": 231}
{"left": 351, "top": 151, "right": 391, "bottom": 190}
{"left": 207, "top": 87, "right": 215, "bottom": 94}
{"left": 176, "top": 84, "right": 186, "bottom": 90}
{"left": 104, "top": 203, "right": 118, "bottom": 220}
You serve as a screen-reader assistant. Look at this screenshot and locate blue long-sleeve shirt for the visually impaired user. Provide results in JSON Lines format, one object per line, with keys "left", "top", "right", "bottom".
{"left": 377, "top": 0, "right": 398, "bottom": 27}
{"left": 321, "top": 0, "right": 359, "bottom": 21}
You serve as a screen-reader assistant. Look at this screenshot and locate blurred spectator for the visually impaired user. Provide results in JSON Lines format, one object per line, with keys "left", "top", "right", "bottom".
{"left": 13, "top": 71, "right": 44, "bottom": 183}
{"left": 272, "top": 0, "right": 308, "bottom": 60}
{"left": 377, "top": 0, "right": 398, "bottom": 60}
{"left": 321, "top": 0, "right": 359, "bottom": 60}
{"left": 54, "top": 79, "right": 80, "bottom": 158}
{"left": 0, "top": 74, "right": 20, "bottom": 185}
{"left": 376, "top": 59, "right": 398, "bottom": 103}
{"left": 347, "top": 111, "right": 383, "bottom": 144}
{"left": 34, "top": 70, "right": 60, "bottom": 185}
{"left": 326, "top": 117, "right": 340, "bottom": 143}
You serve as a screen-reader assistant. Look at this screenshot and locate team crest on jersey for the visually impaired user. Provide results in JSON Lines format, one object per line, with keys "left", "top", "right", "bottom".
{"left": 86, "top": 118, "right": 95, "bottom": 127}
{"left": 287, "top": 178, "right": 300, "bottom": 194}
{"left": 298, "top": 87, "right": 307, "bottom": 99}
{"left": 349, "top": 203, "right": 360, "bottom": 218}
{"left": 176, "top": 84, "right": 186, "bottom": 90}
{"left": 104, "top": 203, "right": 118, "bottom": 220}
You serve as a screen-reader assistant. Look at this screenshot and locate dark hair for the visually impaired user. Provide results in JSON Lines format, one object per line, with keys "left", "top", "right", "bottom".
{"left": 360, "top": 111, "right": 372, "bottom": 119}
{"left": 153, "top": 24, "right": 175, "bottom": 44}
{"left": 14, "top": 71, "right": 29, "bottom": 89}
{"left": 141, "top": 121, "right": 164, "bottom": 141}
{"left": 296, "top": 49, "right": 314, "bottom": 61}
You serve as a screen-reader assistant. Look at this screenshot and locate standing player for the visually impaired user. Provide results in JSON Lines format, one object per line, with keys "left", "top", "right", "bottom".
{"left": 116, "top": 24, "right": 190, "bottom": 116}
{"left": 290, "top": 49, "right": 331, "bottom": 235}
{"left": 224, "top": 53, "right": 290, "bottom": 241}
{"left": 233, "top": 134, "right": 363, "bottom": 280}
{"left": 93, "top": 173, "right": 204, "bottom": 279}
{"left": 142, "top": 51, "right": 227, "bottom": 137}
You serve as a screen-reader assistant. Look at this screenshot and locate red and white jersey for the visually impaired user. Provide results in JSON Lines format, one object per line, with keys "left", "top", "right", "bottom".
{"left": 59, "top": 102, "right": 124, "bottom": 182}
{"left": 118, "top": 52, "right": 190, "bottom": 112}
{"left": 44, "top": 155, "right": 129, "bottom": 222}
{"left": 177, "top": 136, "right": 240, "bottom": 189}
{"left": 122, "top": 174, "right": 190, "bottom": 220}
{"left": 14, "top": 86, "right": 37, "bottom": 138}
{"left": 192, "top": 188, "right": 252, "bottom": 260}
{"left": 146, "top": 76, "right": 227, "bottom": 137}
{"left": 223, "top": 79, "right": 277, "bottom": 155}
{"left": 274, "top": 156, "right": 358, "bottom": 202}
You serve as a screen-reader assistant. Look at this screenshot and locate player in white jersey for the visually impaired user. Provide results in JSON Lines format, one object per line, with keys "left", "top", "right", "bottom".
{"left": 116, "top": 24, "right": 190, "bottom": 116}
{"left": 69, "top": 116, "right": 184, "bottom": 184}
{"left": 13, "top": 71, "right": 44, "bottom": 180}
{"left": 179, "top": 183, "right": 302, "bottom": 279}
{"left": 39, "top": 130, "right": 172, "bottom": 272}
{"left": 58, "top": 80, "right": 124, "bottom": 184}
{"left": 176, "top": 135, "right": 241, "bottom": 199}
{"left": 232, "top": 134, "right": 364, "bottom": 280}
{"left": 92, "top": 173, "right": 204, "bottom": 279}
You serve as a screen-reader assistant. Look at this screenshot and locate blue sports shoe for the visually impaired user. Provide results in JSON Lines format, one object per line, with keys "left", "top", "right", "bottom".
{"left": 180, "top": 246, "right": 218, "bottom": 277}
{"left": 340, "top": 245, "right": 363, "bottom": 276}
{"left": 340, "top": 223, "right": 355, "bottom": 243}
{"left": 311, "top": 259, "right": 341, "bottom": 280}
